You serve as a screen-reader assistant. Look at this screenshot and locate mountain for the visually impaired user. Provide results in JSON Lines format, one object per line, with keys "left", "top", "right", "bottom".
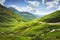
{"left": 9, "top": 7, "right": 40, "bottom": 21}
{"left": 39, "top": 10, "right": 60, "bottom": 23}
{"left": 0, "top": 4, "right": 60, "bottom": 40}
{"left": 0, "top": 4, "right": 26, "bottom": 26}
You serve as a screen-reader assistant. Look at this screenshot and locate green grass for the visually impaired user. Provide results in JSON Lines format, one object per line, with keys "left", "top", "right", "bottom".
{"left": 39, "top": 10, "right": 60, "bottom": 23}
{"left": 20, "top": 21, "right": 60, "bottom": 40}
{"left": 0, "top": 4, "right": 60, "bottom": 40}
{"left": 0, "top": 20, "right": 60, "bottom": 40}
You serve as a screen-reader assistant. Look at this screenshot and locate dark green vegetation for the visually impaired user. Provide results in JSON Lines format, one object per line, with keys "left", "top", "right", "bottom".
{"left": 39, "top": 10, "right": 60, "bottom": 23}
{"left": 0, "top": 4, "right": 60, "bottom": 40}
{"left": 0, "top": 4, "right": 26, "bottom": 22}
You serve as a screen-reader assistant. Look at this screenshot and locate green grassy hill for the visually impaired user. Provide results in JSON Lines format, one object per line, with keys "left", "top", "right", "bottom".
{"left": 39, "top": 10, "right": 60, "bottom": 23}
{"left": 20, "top": 20, "right": 60, "bottom": 40}
{"left": 0, "top": 4, "right": 29, "bottom": 40}
{"left": 0, "top": 4, "right": 26, "bottom": 23}
{"left": 0, "top": 4, "right": 60, "bottom": 40}
{"left": 0, "top": 4, "right": 27, "bottom": 35}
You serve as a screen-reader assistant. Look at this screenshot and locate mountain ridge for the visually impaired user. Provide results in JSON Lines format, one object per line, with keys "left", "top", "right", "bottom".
{"left": 39, "top": 10, "right": 60, "bottom": 23}
{"left": 0, "top": 4, "right": 60, "bottom": 40}
{"left": 9, "top": 7, "right": 40, "bottom": 21}
{"left": 0, "top": 4, "right": 26, "bottom": 23}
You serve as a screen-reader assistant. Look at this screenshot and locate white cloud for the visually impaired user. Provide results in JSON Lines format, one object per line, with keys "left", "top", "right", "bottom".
{"left": 46, "top": 4, "right": 54, "bottom": 10}
{"left": 42, "top": 0, "right": 60, "bottom": 10}
{"left": 0, "top": 0, "right": 6, "bottom": 5}
{"left": 10, "top": 0, "right": 41, "bottom": 15}
{"left": 30, "top": 9, "right": 47, "bottom": 15}
{"left": 33, "top": 10, "right": 47, "bottom": 15}
{"left": 10, "top": 5, "right": 23, "bottom": 11}
{"left": 24, "top": 0, "right": 42, "bottom": 15}
{"left": 57, "top": 6, "right": 60, "bottom": 10}
{"left": 11, "top": 0, "right": 57, "bottom": 15}
{"left": 10, "top": 5, "right": 46, "bottom": 15}
{"left": 42, "top": 0, "right": 45, "bottom": 4}
{"left": 10, "top": 5, "right": 33, "bottom": 13}
{"left": 26, "top": 0, "right": 40, "bottom": 7}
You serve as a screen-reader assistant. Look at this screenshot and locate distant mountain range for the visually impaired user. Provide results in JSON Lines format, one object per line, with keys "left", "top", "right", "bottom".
{"left": 9, "top": 7, "right": 41, "bottom": 21}
{"left": 0, "top": 4, "right": 60, "bottom": 40}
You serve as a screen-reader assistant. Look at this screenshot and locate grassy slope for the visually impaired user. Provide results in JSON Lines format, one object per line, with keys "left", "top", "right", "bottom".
{"left": 0, "top": 5, "right": 26, "bottom": 23}
{"left": 0, "top": 4, "right": 28, "bottom": 32}
{"left": 0, "top": 4, "right": 28, "bottom": 40}
{"left": 20, "top": 20, "right": 60, "bottom": 40}
{"left": 20, "top": 10, "right": 60, "bottom": 40}
{"left": 0, "top": 4, "right": 60, "bottom": 40}
{"left": 39, "top": 10, "right": 60, "bottom": 23}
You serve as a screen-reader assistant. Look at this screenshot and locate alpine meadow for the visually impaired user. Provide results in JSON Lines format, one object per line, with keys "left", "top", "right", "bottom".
{"left": 0, "top": 0, "right": 60, "bottom": 40}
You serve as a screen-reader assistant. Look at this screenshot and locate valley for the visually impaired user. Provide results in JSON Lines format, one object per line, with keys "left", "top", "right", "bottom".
{"left": 0, "top": 4, "right": 60, "bottom": 40}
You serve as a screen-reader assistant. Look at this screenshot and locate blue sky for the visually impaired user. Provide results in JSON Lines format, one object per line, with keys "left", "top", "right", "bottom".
{"left": 0, "top": 0, "right": 60, "bottom": 15}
